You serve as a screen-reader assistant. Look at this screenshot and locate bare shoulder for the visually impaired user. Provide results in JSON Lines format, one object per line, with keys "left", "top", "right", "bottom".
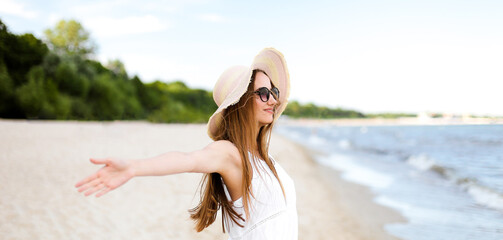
{"left": 207, "top": 140, "right": 237, "bottom": 151}
{"left": 205, "top": 140, "right": 241, "bottom": 164}
{"left": 188, "top": 140, "right": 241, "bottom": 174}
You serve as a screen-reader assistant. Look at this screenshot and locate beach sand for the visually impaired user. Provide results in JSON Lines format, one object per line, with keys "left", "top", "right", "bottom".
{"left": 0, "top": 120, "right": 404, "bottom": 239}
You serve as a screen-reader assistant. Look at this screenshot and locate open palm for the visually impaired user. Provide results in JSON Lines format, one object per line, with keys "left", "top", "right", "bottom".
{"left": 75, "top": 158, "right": 134, "bottom": 197}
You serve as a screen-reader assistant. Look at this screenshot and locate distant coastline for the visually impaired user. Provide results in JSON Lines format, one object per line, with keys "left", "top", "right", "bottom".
{"left": 278, "top": 116, "right": 503, "bottom": 126}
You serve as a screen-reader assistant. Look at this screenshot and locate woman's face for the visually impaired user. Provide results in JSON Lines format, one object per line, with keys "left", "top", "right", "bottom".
{"left": 253, "top": 71, "right": 278, "bottom": 128}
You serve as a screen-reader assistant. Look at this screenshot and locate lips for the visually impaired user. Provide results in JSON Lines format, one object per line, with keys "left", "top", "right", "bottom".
{"left": 264, "top": 108, "right": 274, "bottom": 114}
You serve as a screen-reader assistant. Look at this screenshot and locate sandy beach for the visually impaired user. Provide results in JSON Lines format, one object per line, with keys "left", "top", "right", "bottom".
{"left": 0, "top": 120, "right": 404, "bottom": 240}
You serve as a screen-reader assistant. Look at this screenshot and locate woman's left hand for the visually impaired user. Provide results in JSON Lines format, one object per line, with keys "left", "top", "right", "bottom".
{"left": 75, "top": 158, "right": 135, "bottom": 197}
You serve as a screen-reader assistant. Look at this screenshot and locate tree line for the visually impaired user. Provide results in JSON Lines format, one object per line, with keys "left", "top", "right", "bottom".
{"left": 283, "top": 101, "right": 365, "bottom": 119}
{"left": 1, "top": 19, "right": 374, "bottom": 123}
{"left": 0, "top": 19, "right": 217, "bottom": 122}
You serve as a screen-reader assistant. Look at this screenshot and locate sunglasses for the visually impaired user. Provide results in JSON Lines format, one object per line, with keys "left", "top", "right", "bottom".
{"left": 254, "top": 87, "right": 280, "bottom": 102}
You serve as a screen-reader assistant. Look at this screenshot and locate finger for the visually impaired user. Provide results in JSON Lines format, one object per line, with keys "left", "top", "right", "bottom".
{"left": 90, "top": 158, "right": 111, "bottom": 165}
{"left": 78, "top": 178, "right": 102, "bottom": 193}
{"left": 84, "top": 183, "right": 106, "bottom": 197}
{"left": 95, "top": 187, "right": 112, "bottom": 198}
{"left": 75, "top": 172, "right": 99, "bottom": 188}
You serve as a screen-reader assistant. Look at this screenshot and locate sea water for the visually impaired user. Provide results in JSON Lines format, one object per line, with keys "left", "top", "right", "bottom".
{"left": 276, "top": 124, "right": 503, "bottom": 240}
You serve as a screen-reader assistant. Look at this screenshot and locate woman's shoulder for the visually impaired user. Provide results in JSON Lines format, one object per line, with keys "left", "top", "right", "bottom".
{"left": 208, "top": 140, "right": 237, "bottom": 151}
{"left": 206, "top": 140, "right": 241, "bottom": 163}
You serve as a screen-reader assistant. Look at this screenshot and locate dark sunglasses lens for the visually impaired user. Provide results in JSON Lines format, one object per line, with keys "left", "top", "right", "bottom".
{"left": 256, "top": 87, "right": 280, "bottom": 102}
{"left": 259, "top": 88, "right": 269, "bottom": 102}
{"left": 271, "top": 87, "right": 280, "bottom": 100}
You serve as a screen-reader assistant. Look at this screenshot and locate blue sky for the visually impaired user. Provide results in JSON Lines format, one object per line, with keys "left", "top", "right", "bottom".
{"left": 1, "top": 0, "right": 503, "bottom": 116}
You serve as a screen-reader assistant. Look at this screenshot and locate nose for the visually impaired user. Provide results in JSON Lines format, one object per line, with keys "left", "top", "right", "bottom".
{"left": 267, "top": 94, "right": 278, "bottom": 105}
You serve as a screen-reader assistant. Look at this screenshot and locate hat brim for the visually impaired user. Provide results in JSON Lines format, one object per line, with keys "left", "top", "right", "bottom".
{"left": 207, "top": 48, "right": 290, "bottom": 140}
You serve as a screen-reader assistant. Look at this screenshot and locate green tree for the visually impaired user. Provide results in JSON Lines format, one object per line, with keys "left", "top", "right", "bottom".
{"left": 283, "top": 100, "right": 365, "bottom": 119}
{"left": 1, "top": 19, "right": 48, "bottom": 86}
{"left": 53, "top": 61, "right": 89, "bottom": 97}
{"left": 87, "top": 73, "right": 125, "bottom": 120}
{"left": 0, "top": 63, "right": 15, "bottom": 115}
{"left": 141, "top": 81, "right": 170, "bottom": 112}
{"left": 114, "top": 77, "right": 142, "bottom": 119}
{"left": 106, "top": 59, "right": 128, "bottom": 79}
{"left": 70, "top": 97, "right": 93, "bottom": 120}
{"left": 15, "top": 67, "right": 46, "bottom": 118}
{"left": 15, "top": 66, "right": 71, "bottom": 119}
{"left": 44, "top": 19, "right": 96, "bottom": 57}
{"left": 1, "top": 19, "right": 48, "bottom": 118}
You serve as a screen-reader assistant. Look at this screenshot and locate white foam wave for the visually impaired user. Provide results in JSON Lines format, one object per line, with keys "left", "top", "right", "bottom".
{"left": 375, "top": 196, "right": 415, "bottom": 218}
{"left": 464, "top": 183, "right": 503, "bottom": 212}
{"left": 337, "top": 139, "right": 351, "bottom": 149}
{"left": 406, "top": 154, "right": 436, "bottom": 171}
{"left": 375, "top": 196, "right": 462, "bottom": 223}
{"left": 318, "top": 154, "right": 393, "bottom": 190}
{"left": 307, "top": 134, "right": 325, "bottom": 146}
{"left": 407, "top": 154, "right": 503, "bottom": 212}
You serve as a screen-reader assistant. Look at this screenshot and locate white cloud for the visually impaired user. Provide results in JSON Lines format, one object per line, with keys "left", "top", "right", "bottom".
{"left": 0, "top": 0, "right": 38, "bottom": 19}
{"left": 84, "top": 15, "right": 169, "bottom": 37}
{"left": 198, "top": 13, "right": 225, "bottom": 23}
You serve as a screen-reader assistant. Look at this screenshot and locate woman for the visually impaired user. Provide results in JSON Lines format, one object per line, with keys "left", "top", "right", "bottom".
{"left": 75, "top": 48, "right": 298, "bottom": 239}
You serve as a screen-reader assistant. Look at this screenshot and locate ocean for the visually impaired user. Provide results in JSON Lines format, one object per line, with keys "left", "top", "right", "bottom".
{"left": 276, "top": 123, "right": 503, "bottom": 240}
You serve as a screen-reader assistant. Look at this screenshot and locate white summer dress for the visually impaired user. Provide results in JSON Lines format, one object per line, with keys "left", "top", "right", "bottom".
{"left": 223, "top": 153, "right": 298, "bottom": 240}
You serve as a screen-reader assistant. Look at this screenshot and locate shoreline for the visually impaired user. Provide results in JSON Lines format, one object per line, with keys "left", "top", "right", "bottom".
{"left": 270, "top": 133, "right": 405, "bottom": 240}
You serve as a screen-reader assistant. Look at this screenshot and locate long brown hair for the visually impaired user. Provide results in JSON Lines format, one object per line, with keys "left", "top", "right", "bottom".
{"left": 189, "top": 70, "right": 285, "bottom": 232}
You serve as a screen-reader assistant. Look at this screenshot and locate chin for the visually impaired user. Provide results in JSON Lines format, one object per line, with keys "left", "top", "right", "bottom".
{"left": 257, "top": 114, "right": 275, "bottom": 126}
{"left": 259, "top": 119, "right": 274, "bottom": 126}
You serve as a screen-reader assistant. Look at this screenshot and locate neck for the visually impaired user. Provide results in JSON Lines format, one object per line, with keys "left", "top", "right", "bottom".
{"left": 250, "top": 126, "right": 260, "bottom": 157}
{"left": 256, "top": 122, "right": 263, "bottom": 133}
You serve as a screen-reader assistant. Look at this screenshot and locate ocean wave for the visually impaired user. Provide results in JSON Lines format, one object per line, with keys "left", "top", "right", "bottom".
{"left": 358, "top": 146, "right": 391, "bottom": 156}
{"left": 459, "top": 179, "right": 503, "bottom": 212}
{"left": 406, "top": 154, "right": 436, "bottom": 171}
{"left": 406, "top": 154, "right": 503, "bottom": 212}
{"left": 337, "top": 139, "right": 352, "bottom": 149}
{"left": 468, "top": 138, "right": 503, "bottom": 146}
{"left": 406, "top": 154, "right": 456, "bottom": 179}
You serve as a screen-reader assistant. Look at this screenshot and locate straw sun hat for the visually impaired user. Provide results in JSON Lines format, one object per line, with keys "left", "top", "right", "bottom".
{"left": 207, "top": 48, "right": 290, "bottom": 140}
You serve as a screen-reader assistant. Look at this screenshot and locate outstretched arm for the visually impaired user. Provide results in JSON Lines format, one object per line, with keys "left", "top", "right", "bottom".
{"left": 75, "top": 140, "right": 240, "bottom": 197}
